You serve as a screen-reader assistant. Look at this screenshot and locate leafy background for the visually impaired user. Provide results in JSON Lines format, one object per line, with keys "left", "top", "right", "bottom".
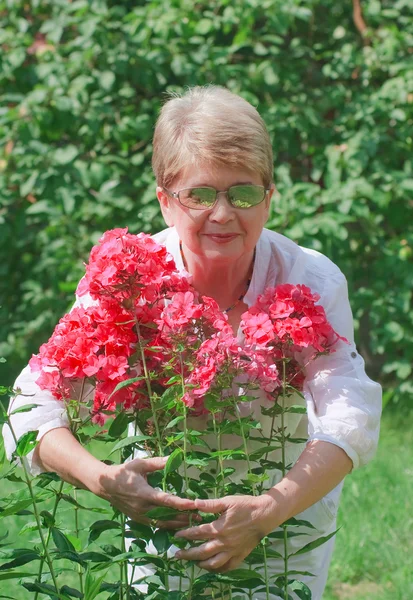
{"left": 1, "top": 1, "right": 413, "bottom": 598}
{"left": 1, "top": 0, "right": 412, "bottom": 407}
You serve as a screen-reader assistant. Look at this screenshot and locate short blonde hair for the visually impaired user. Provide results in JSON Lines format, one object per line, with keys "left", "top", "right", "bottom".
{"left": 152, "top": 86, "right": 273, "bottom": 188}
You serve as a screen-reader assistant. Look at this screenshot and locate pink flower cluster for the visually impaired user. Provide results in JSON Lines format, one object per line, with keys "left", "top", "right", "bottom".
{"left": 76, "top": 228, "right": 189, "bottom": 305}
{"left": 242, "top": 283, "right": 346, "bottom": 355}
{"left": 30, "top": 229, "right": 191, "bottom": 422}
{"left": 30, "top": 229, "right": 346, "bottom": 423}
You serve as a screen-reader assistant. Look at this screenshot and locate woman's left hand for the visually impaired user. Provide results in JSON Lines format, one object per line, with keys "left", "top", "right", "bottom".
{"left": 174, "top": 494, "right": 279, "bottom": 573}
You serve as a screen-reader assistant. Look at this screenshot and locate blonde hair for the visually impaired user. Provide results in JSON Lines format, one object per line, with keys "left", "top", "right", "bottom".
{"left": 152, "top": 86, "right": 273, "bottom": 188}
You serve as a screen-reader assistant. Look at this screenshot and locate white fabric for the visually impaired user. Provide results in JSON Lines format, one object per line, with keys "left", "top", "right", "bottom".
{"left": 2, "top": 226, "right": 382, "bottom": 599}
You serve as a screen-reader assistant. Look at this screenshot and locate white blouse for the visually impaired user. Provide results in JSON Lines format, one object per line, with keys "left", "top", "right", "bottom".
{"left": 2, "top": 226, "right": 382, "bottom": 599}
{"left": 3, "top": 225, "right": 381, "bottom": 473}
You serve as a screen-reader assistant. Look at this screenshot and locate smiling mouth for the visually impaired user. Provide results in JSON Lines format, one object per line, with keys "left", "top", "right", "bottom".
{"left": 204, "top": 233, "right": 239, "bottom": 238}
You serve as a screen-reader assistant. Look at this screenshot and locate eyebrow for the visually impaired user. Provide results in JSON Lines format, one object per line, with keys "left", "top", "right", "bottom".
{"left": 186, "top": 181, "right": 256, "bottom": 188}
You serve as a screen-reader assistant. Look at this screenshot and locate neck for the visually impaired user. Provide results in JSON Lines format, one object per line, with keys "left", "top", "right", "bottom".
{"left": 180, "top": 243, "right": 254, "bottom": 312}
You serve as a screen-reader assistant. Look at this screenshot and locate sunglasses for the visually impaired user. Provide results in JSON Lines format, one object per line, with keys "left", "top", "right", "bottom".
{"left": 163, "top": 185, "right": 270, "bottom": 210}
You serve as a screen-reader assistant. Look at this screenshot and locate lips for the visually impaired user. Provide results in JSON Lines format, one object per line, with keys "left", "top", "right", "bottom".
{"left": 204, "top": 233, "right": 240, "bottom": 243}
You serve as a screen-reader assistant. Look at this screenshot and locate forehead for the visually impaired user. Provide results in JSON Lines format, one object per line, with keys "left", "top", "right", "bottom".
{"left": 172, "top": 164, "right": 263, "bottom": 189}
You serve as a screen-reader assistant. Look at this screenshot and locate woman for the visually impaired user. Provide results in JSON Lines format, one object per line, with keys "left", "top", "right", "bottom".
{"left": 3, "top": 86, "right": 382, "bottom": 599}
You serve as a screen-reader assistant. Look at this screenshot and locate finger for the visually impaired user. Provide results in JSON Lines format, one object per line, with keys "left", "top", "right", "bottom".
{"left": 217, "top": 558, "right": 233, "bottom": 573}
{"left": 148, "top": 488, "right": 197, "bottom": 511}
{"left": 175, "top": 541, "right": 220, "bottom": 561}
{"left": 156, "top": 519, "right": 196, "bottom": 530}
{"left": 194, "top": 498, "right": 228, "bottom": 513}
{"left": 198, "top": 551, "right": 229, "bottom": 571}
{"left": 136, "top": 456, "right": 168, "bottom": 473}
{"left": 156, "top": 514, "right": 201, "bottom": 529}
{"left": 174, "top": 523, "right": 217, "bottom": 541}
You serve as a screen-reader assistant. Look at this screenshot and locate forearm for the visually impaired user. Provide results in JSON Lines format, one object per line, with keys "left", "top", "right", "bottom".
{"left": 33, "top": 427, "right": 108, "bottom": 498}
{"left": 264, "top": 440, "right": 352, "bottom": 527}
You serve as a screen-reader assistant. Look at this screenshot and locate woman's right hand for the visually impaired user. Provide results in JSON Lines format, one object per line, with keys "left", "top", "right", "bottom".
{"left": 97, "top": 456, "right": 197, "bottom": 529}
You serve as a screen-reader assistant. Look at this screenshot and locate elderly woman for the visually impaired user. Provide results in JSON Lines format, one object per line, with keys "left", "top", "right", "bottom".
{"left": 3, "top": 86, "right": 381, "bottom": 599}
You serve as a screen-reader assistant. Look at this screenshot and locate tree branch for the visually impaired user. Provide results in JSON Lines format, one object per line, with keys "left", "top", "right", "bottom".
{"left": 352, "top": 0, "right": 370, "bottom": 45}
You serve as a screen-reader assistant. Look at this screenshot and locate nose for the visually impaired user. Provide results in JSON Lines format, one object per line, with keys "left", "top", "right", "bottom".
{"left": 208, "top": 191, "right": 235, "bottom": 223}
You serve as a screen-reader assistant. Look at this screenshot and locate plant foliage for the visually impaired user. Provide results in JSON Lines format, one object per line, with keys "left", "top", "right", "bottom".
{"left": 0, "top": 0, "right": 412, "bottom": 411}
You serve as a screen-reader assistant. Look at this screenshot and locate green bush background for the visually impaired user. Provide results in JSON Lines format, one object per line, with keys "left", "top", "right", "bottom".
{"left": 1, "top": 0, "right": 412, "bottom": 407}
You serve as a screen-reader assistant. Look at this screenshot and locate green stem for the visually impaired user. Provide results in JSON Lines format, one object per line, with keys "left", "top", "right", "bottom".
{"left": 233, "top": 400, "right": 255, "bottom": 494}
{"left": 179, "top": 354, "right": 193, "bottom": 597}
{"left": 120, "top": 512, "right": 126, "bottom": 600}
{"left": 73, "top": 488, "right": 84, "bottom": 595}
{"left": 234, "top": 400, "right": 271, "bottom": 599}
{"left": 33, "top": 381, "right": 87, "bottom": 600}
{"left": 127, "top": 415, "right": 140, "bottom": 599}
{"left": 7, "top": 419, "right": 62, "bottom": 598}
{"left": 281, "top": 359, "right": 288, "bottom": 600}
{"left": 135, "top": 320, "right": 163, "bottom": 457}
{"left": 33, "top": 479, "right": 65, "bottom": 600}
{"left": 212, "top": 412, "right": 225, "bottom": 497}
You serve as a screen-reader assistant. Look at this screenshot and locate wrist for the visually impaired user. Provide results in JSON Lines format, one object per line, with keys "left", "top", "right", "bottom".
{"left": 78, "top": 459, "right": 113, "bottom": 499}
{"left": 262, "top": 480, "right": 298, "bottom": 529}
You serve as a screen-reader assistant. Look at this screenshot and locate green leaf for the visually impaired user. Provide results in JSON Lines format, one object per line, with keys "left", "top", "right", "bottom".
{"left": 54, "top": 145, "right": 79, "bottom": 165}
{"left": 108, "top": 377, "right": 144, "bottom": 400}
{"left": 108, "top": 435, "right": 151, "bottom": 456}
{"left": 15, "top": 430, "right": 38, "bottom": 457}
{"left": 268, "top": 531, "right": 308, "bottom": 540}
{"left": 108, "top": 412, "right": 129, "bottom": 438}
{"left": 99, "top": 71, "right": 115, "bottom": 91}
{"left": 0, "top": 499, "right": 34, "bottom": 518}
{"left": 145, "top": 507, "right": 181, "bottom": 521}
{"left": 288, "top": 580, "right": 312, "bottom": 599}
{"left": 249, "top": 445, "right": 281, "bottom": 461}
{"left": 88, "top": 520, "right": 122, "bottom": 544}
{"left": 283, "top": 517, "right": 316, "bottom": 529}
{"left": 51, "top": 550, "right": 85, "bottom": 566}
{"left": 59, "top": 494, "right": 107, "bottom": 513}
{"left": 52, "top": 527, "right": 76, "bottom": 553}
{"left": 165, "top": 415, "right": 185, "bottom": 430}
{"left": 84, "top": 569, "right": 108, "bottom": 600}
{"left": 164, "top": 448, "right": 183, "bottom": 477}
{"left": 60, "top": 585, "right": 83, "bottom": 599}
{"left": 23, "top": 581, "right": 72, "bottom": 599}
{"left": 0, "top": 571, "right": 34, "bottom": 580}
{"left": 289, "top": 529, "right": 339, "bottom": 557}
{"left": 284, "top": 405, "right": 307, "bottom": 414}
{"left": 153, "top": 529, "right": 171, "bottom": 554}
{"left": 20, "top": 170, "right": 38, "bottom": 197}
{"left": 0, "top": 549, "right": 41, "bottom": 570}
{"left": 79, "top": 552, "right": 111, "bottom": 563}
{"left": 40, "top": 510, "right": 55, "bottom": 528}
{"left": 216, "top": 567, "right": 264, "bottom": 589}
{"left": 158, "top": 385, "right": 182, "bottom": 409}
{"left": 9, "top": 403, "right": 39, "bottom": 415}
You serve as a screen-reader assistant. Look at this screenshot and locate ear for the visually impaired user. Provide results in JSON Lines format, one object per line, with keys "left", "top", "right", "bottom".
{"left": 264, "top": 183, "right": 276, "bottom": 215}
{"left": 156, "top": 186, "right": 174, "bottom": 227}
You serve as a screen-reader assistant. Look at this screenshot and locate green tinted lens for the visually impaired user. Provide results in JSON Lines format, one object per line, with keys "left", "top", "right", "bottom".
{"left": 229, "top": 185, "right": 265, "bottom": 208}
{"left": 180, "top": 187, "right": 216, "bottom": 209}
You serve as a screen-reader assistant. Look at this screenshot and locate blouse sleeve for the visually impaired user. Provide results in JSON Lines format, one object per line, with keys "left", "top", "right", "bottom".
{"left": 303, "top": 271, "right": 382, "bottom": 470}
{"left": 1, "top": 292, "right": 94, "bottom": 475}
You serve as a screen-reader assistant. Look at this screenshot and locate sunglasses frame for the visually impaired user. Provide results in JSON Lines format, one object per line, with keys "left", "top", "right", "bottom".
{"left": 163, "top": 185, "right": 270, "bottom": 210}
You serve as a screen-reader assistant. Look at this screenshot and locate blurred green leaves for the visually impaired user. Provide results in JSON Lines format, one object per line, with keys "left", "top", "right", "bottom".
{"left": 0, "top": 0, "right": 412, "bottom": 408}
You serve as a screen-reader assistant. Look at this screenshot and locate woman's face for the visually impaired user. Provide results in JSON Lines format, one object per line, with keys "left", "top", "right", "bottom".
{"left": 156, "top": 164, "right": 274, "bottom": 264}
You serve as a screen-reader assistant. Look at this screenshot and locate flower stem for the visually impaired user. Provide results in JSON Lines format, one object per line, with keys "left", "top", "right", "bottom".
{"left": 7, "top": 419, "right": 62, "bottom": 598}
{"left": 180, "top": 354, "right": 193, "bottom": 597}
{"left": 33, "top": 479, "right": 65, "bottom": 600}
{"left": 135, "top": 320, "right": 163, "bottom": 457}
{"left": 281, "top": 359, "right": 288, "bottom": 600}
{"left": 73, "top": 488, "right": 84, "bottom": 595}
{"left": 211, "top": 412, "right": 225, "bottom": 497}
